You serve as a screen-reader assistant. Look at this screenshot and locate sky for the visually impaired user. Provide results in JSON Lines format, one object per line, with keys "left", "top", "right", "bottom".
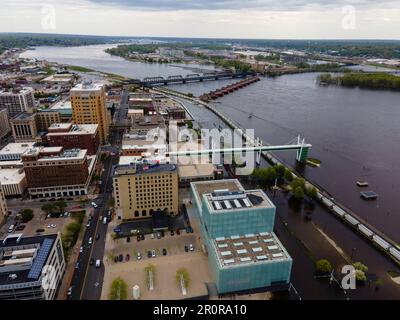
{"left": 0, "top": 0, "right": 399, "bottom": 39}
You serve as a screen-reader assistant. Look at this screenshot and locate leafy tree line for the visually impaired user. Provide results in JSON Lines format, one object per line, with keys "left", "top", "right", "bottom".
{"left": 317, "top": 72, "right": 400, "bottom": 90}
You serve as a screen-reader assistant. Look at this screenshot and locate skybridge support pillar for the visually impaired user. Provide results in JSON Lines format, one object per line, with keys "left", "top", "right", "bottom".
{"left": 296, "top": 135, "right": 309, "bottom": 163}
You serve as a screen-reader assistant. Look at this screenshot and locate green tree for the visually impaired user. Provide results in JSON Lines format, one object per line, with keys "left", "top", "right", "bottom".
{"left": 54, "top": 200, "right": 67, "bottom": 213}
{"left": 19, "top": 209, "right": 34, "bottom": 223}
{"left": 293, "top": 186, "right": 305, "bottom": 200}
{"left": 187, "top": 120, "right": 193, "bottom": 129}
{"left": 41, "top": 204, "right": 55, "bottom": 215}
{"left": 109, "top": 277, "right": 128, "bottom": 300}
{"left": 316, "top": 259, "right": 333, "bottom": 274}
{"left": 274, "top": 164, "right": 286, "bottom": 180}
{"left": 355, "top": 270, "right": 367, "bottom": 282}
{"left": 306, "top": 186, "right": 318, "bottom": 199}
{"left": 284, "top": 169, "right": 294, "bottom": 182}
{"left": 353, "top": 262, "right": 368, "bottom": 273}
{"left": 176, "top": 268, "right": 190, "bottom": 289}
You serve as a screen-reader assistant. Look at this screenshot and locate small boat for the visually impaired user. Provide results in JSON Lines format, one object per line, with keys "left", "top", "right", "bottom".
{"left": 356, "top": 181, "right": 369, "bottom": 187}
{"left": 248, "top": 112, "right": 253, "bottom": 118}
{"left": 360, "top": 190, "right": 378, "bottom": 200}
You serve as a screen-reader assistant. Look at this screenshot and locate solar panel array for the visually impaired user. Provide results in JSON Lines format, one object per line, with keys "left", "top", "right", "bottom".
{"left": 27, "top": 239, "right": 54, "bottom": 280}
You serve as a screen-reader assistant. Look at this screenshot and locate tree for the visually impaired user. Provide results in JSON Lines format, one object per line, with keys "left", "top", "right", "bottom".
{"left": 186, "top": 120, "right": 193, "bottom": 129}
{"left": 274, "top": 164, "right": 286, "bottom": 180}
{"left": 109, "top": 277, "right": 128, "bottom": 300}
{"left": 41, "top": 204, "right": 55, "bottom": 215}
{"left": 176, "top": 268, "right": 190, "bottom": 289}
{"left": 19, "top": 209, "right": 33, "bottom": 223}
{"left": 54, "top": 200, "right": 67, "bottom": 213}
{"left": 306, "top": 186, "right": 318, "bottom": 199}
{"left": 284, "top": 169, "right": 294, "bottom": 182}
{"left": 355, "top": 270, "right": 367, "bottom": 282}
{"left": 293, "top": 186, "right": 305, "bottom": 200}
{"left": 316, "top": 259, "right": 333, "bottom": 274}
{"left": 353, "top": 262, "right": 368, "bottom": 273}
{"left": 291, "top": 177, "right": 305, "bottom": 191}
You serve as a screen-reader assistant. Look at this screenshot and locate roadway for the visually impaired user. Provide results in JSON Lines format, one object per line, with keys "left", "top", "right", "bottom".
{"left": 69, "top": 87, "right": 128, "bottom": 300}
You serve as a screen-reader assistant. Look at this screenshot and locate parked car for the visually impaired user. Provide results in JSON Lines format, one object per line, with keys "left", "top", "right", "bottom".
{"left": 170, "top": 230, "right": 174, "bottom": 236}
{"left": 91, "top": 202, "right": 98, "bottom": 208}
{"left": 79, "top": 246, "right": 83, "bottom": 253}
{"left": 75, "top": 262, "right": 80, "bottom": 269}
{"left": 86, "top": 222, "right": 91, "bottom": 228}
{"left": 137, "top": 252, "right": 142, "bottom": 261}
{"left": 36, "top": 228, "right": 45, "bottom": 233}
{"left": 137, "top": 235, "right": 141, "bottom": 242}
{"left": 176, "top": 229, "right": 180, "bottom": 235}
{"left": 156, "top": 232, "right": 161, "bottom": 239}
{"left": 126, "top": 236, "right": 130, "bottom": 243}
{"left": 96, "top": 233, "right": 100, "bottom": 240}
{"left": 67, "top": 287, "right": 73, "bottom": 297}
{"left": 8, "top": 225, "right": 15, "bottom": 233}
{"left": 162, "top": 248, "right": 167, "bottom": 256}
{"left": 189, "top": 244, "right": 194, "bottom": 252}
{"left": 88, "top": 237, "right": 92, "bottom": 245}
{"left": 118, "top": 254, "right": 123, "bottom": 262}
{"left": 89, "top": 258, "right": 94, "bottom": 266}
{"left": 95, "top": 259, "right": 101, "bottom": 268}
{"left": 147, "top": 251, "right": 152, "bottom": 258}
{"left": 160, "top": 230, "right": 165, "bottom": 237}
{"left": 151, "top": 250, "right": 156, "bottom": 258}
{"left": 151, "top": 233, "right": 155, "bottom": 239}
{"left": 15, "top": 225, "right": 25, "bottom": 231}
{"left": 125, "top": 254, "right": 130, "bottom": 261}
{"left": 184, "top": 245, "right": 189, "bottom": 252}
{"left": 140, "top": 234, "right": 145, "bottom": 241}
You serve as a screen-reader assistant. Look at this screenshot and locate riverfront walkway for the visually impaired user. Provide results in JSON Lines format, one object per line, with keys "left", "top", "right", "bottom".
{"left": 151, "top": 86, "right": 400, "bottom": 267}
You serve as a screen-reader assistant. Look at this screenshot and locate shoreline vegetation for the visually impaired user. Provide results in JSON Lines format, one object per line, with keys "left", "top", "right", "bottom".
{"left": 317, "top": 72, "right": 400, "bottom": 90}
{"left": 66, "top": 65, "right": 129, "bottom": 82}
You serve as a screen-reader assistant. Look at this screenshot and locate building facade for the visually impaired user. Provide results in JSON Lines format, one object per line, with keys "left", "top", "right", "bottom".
{"left": 191, "top": 179, "right": 292, "bottom": 294}
{"left": 46, "top": 123, "right": 99, "bottom": 155}
{"left": 36, "top": 111, "right": 61, "bottom": 132}
{"left": 113, "top": 163, "right": 179, "bottom": 220}
{"left": 22, "top": 147, "right": 90, "bottom": 198}
{"left": 0, "top": 168, "right": 27, "bottom": 197}
{"left": 0, "top": 109, "right": 10, "bottom": 140}
{"left": 0, "top": 182, "right": 8, "bottom": 224}
{"left": 0, "top": 88, "right": 35, "bottom": 117}
{"left": 10, "top": 113, "right": 38, "bottom": 142}
{"left": 70, "top": 82, "right": 110, "bottom": 144}
{"left": 0, "top": 233, "right": 65, "bottom": 300}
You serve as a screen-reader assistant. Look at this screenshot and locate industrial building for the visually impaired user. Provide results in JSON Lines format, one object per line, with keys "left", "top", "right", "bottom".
{"left": 190, "top": 179, "right": 292, "bottom": 294}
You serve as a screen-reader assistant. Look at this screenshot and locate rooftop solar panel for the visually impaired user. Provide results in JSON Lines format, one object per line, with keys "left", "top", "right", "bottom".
{"left": 27, "top": 238, "right": 54, "bottom": 280}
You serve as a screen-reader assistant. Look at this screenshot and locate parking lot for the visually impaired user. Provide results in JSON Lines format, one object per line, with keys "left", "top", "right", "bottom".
{"left": 0, "top": 207, "right": 77, "bottom": 238}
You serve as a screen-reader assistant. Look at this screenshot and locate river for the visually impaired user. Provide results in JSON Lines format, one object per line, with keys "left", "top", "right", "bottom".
{"left": 21, "top": 44, "right": 400, "bottom": 244}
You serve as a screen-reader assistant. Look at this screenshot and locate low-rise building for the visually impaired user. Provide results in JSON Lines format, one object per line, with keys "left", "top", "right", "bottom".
{"left": 48, "top": 100, "right": 72, "bottom": 122}
{"left": 0, "top": 142, "right": 36, "bottom": 169}
{"left": 113, "top": 162, "right": 179, "bottom": 220}
{"left": 41, "top": 73, "right": 74, "bottom": 85}
{"left": 22, "top": 147, "right": 92, "bottom": 198}
{"left": 10, "top": 113, "right": 39, "bottom": 142}
{"left": 36, "top": 111, "right": 61, "bottom": 132}
{"left": 0, "top": 233, "right": 65, "bottom": 300}
{"left": 191, "top": 179, "right": 292, "bottom": 294}
{"left": 0, "top": 168, "right": 27, "bottom": 197}
{"left": 46, "top": 123, "right": 99, "bottom": 155}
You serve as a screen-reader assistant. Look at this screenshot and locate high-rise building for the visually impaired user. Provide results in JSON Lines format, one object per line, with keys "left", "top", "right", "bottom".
{"left": 191, "top": 179, "right": 292, "bottom": 294}
{"left": 0, "top": 88, "right": 35, "bottom": 117}
{"left": 46, "top": 123, "right": 100, "bottom": 155}
{"left": 21, "top": 146, "right": 90, "bottom": 198}
{"left": 70, "top": 82, "right": 110, "bottom": 144}
{"left": 113, "top": 163, "right": 179, "bottom": 220}
{"left": 35, "top": 111, "right": 61, "bottom": 132}
{"left": 0, "top": 108, "right": 11, "bottom": 140}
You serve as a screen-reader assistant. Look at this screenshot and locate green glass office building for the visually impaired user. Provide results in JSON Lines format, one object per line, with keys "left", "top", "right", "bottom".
{"left": 191, "top": 179, "right": 292, "bottom": 294}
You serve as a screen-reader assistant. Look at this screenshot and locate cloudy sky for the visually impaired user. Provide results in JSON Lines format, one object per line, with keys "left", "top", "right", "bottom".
{"left": 0, "top": 0, "right": 399, "bottom": 39}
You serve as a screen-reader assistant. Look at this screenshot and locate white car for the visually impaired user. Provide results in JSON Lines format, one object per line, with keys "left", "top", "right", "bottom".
{"left": 95, "top": 259, "right": 101, "bottom": 268}
{"left": 91, "top": 202, "right": 98, "bottom": 208}
{"left": 189, "top": 244, "right": 194, "bottom": 252}
{"left": 137, "top": 252, "right": 142, "bottom": 261}
{"left": 151, "top": 250, "right": 156, "bottom": 258}
{"left": 79, "top": 246, "right": 83, "bottom": 253}
{"left": 88, "top": 237, "right": 93, "bottom": 245}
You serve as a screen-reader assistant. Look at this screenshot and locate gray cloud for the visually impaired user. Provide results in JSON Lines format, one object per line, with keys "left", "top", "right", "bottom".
{"left": 90, "top": 0, "right": 397, "bottom": 11}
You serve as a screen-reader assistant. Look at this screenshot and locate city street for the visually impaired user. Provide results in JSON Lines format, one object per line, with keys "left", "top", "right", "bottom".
{"left": 69, "top": 87, "right": 128, "bottom": 300}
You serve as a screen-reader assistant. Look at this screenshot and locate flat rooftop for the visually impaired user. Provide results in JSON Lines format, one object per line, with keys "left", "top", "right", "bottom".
{"left": 0, "top": 234, "right": 58, "bottom": 285}
{"left": 23, "top": 147, "right": 87, "bottom": 161}
{"left": 191, "top": 179, "right": 244, "bottom": 204}
{"left": 0, "top": 142, "right": 36, "bottom": 156}
{"left": 71, "top": 82, "right": 104, "bottom": 92}
{"left": 114, "top": 163, "right": 177, "bottom": 177}
{"left": 178, "top": 164, "right": 215, "bottom": 179}
{"left": 11, "top": 112, "right": 36, "bottom": 121}
{"left": 211, "top": 232, "right": 290, "bottom": 269}
{"left": 0, "top": 168, "right": 26, "bottom": 185}
{"left": 47, "top": 123, "right": 98, "bottom": 135}
{"left": 50, "top": 100, "right": 72, "bottom": 110}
